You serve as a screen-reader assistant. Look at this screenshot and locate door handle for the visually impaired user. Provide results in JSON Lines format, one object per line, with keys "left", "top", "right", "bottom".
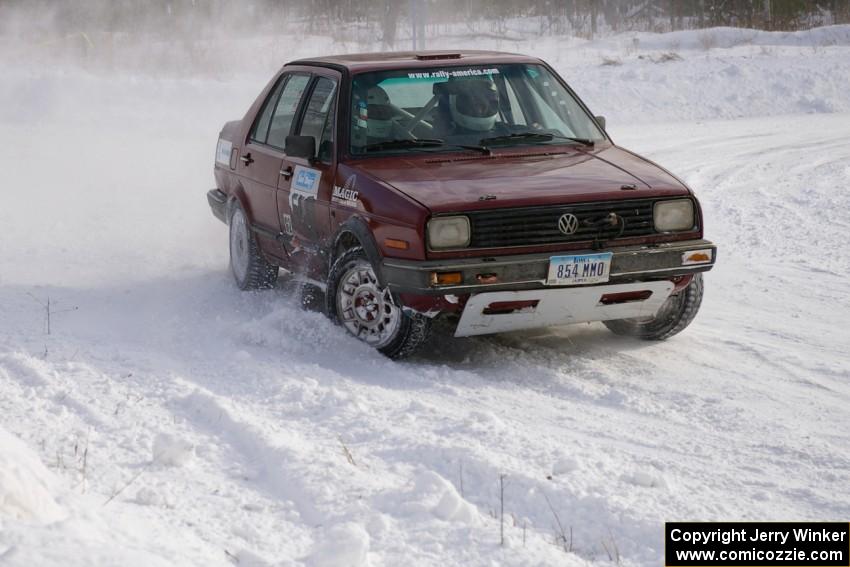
{"left": 279, "top": 165, "right": 293, "bottom": 179}
{"left": 240, "top": 153, "right": 254, "bottom": 166}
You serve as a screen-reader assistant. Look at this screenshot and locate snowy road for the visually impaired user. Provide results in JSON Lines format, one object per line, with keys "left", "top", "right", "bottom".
{"left": 1, "top": 73, "right": 849, "bottom": 566}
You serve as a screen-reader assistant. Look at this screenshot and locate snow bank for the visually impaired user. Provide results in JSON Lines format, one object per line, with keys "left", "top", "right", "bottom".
{"left": 2, "top": 25, "right": 850, "bottom": 135}
{"left": 594, "top": 24, "right": 850, "bottom": 51}
{"left": 0, "top": 417, "right": 224, "bottom": 566}
{"left": 578, "top": 48, "right": 850, "bottom": 125}
{"left": 0, "top": 427, "right": 64, "bottom": 524}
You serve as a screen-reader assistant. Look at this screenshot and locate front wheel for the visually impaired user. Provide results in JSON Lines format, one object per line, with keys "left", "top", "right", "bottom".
{"left": 603, "top": 274, "right": 704, "bottom": 340}
{"left": 326, "top": 247, "right": 430, "bottom": 359}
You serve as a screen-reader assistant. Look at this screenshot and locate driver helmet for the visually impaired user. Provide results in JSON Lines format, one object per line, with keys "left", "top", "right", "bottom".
{"left": 366, "top": 85, "right": 394, "bottom": 138}
{"left": 449, "top": 78, "right": 499, "bottom": 132}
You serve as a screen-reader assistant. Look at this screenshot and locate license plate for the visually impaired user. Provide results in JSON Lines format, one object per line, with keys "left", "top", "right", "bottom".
{"left": 546, "top": 252, "right": 613, "bottom": 285}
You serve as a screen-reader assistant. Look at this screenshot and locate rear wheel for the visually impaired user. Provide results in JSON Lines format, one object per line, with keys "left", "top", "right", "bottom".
{"left": 326, "top": 247, "right": 430, "bottom": 359}
{"left": 229, "top": 204, "right": 279, "bottom": 290}
{"left": 603, "top": 274, "right": 704, "bottom": 340}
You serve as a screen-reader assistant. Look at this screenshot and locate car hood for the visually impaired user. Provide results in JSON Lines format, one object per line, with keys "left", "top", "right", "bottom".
{"left": 351, "top": 145, "right": 690, "bottom": 213}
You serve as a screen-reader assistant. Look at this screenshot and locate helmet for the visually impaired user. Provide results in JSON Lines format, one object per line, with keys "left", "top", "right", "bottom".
{"left": 449, "top": 79, "right": 499, "bottom": 132}
{"left": 366, "top": 86, "right": 394, "bottom": 138}
{"left": 351, "top": 85, "right": 394, "bottom": 148}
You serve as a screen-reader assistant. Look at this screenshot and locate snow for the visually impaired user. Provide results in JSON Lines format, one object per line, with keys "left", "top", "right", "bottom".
{"left": 0, "top": 426, "right": 65, "bottom": 524}
{"left": 1, "top": 24, "right": 850, "bottom": 567}
{"left": 152, "top": 433, "right": 195, "bottom": 467}
{"left": 0, "top": 425, "right": 220, "bottom": 566}
{"left": 307, "top": 523, "right": 371, "bottom": 567}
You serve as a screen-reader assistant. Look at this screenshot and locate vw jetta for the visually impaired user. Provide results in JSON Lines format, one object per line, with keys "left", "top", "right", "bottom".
{"left": 207, "top": 50, "right": 716, "bottom": 358}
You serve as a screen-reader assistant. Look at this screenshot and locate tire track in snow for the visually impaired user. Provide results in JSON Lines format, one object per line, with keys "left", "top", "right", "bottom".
{"left": 169, "top": 386, "right": 328, "bottom": 526}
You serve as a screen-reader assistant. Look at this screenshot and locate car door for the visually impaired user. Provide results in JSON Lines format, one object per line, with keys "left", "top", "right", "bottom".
{"left": 238, "top": 72, "right": 312, "bottom": 261}
{"left": 277, "top": 71, "right": 340, "bottom": 262}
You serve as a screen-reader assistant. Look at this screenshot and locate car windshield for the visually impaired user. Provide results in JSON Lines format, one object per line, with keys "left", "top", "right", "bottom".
{"left": 349, "top": 63, "right": 605, "bottom": 155}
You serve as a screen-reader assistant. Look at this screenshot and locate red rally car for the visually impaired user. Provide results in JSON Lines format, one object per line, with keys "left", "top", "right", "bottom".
{"left": 207, "top": 50, "right": 716, "bottom": 358}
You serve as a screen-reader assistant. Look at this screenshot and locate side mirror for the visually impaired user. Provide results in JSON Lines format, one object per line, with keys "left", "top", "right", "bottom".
{"left": 595, "top": 115, "right": 607, "bottom": 131}
{"left": 285, "top": 135, "right": 316, "bottom": 160}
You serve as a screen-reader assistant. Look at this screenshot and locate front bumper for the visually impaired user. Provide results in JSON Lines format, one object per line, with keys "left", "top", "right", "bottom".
{"left": 382, "top": 239, "right": 717, "bottom": 294}
{"left": 207, "top": 189, "right": 228, "bottom": 224}
{"left": 454, "top": 280, "right": 675, "bottom": 336}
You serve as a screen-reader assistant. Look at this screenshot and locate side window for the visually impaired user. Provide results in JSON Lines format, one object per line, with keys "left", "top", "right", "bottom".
{"left": 250, "top": 76, "right": 287, "bottom": 144}
{"left": 298, "top": 77, "right": 338, "bottom": 161}
{"left": 267, "top": 74, "right": 311, "bottom": 149}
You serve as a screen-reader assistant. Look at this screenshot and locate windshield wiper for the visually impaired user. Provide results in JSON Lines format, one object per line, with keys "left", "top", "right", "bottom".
{"left": 479, "top": 132, "right": 595, "bottom": 147}
{"left": 364, "top": 138, "right": 446, "bottom": 152}
{"left": 364, "top": 138, "right": 490, "bottom": 154}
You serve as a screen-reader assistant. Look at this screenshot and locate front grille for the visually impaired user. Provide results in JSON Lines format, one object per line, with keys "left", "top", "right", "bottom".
{"left": 466, "top": 198, "right": 658, "bottom": 249}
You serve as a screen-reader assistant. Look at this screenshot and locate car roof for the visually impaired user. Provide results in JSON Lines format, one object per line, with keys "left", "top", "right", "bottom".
{"left": 286, "top": 50, "right": 542, "bottom": 73}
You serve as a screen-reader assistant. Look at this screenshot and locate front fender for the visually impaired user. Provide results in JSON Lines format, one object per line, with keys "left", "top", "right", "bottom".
{"left": 331, "top": 216, "right": 386, "bottom": 285}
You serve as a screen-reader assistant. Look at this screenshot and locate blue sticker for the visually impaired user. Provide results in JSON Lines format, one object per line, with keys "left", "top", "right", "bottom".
{"left": 293, "top": 168, "right": 320, "bottom": 192}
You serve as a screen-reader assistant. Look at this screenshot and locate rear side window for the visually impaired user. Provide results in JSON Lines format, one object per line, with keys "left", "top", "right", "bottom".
{"left": 267, "top": 74, "right": 311, "bottom": 149}
{"left": 298, "top": 77, "right": 338, "bottom": 160}
{"left": 249, "top": 77, "right": 286, "bottom": 144}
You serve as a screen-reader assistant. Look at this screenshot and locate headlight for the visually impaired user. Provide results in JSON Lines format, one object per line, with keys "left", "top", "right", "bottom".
{"left": 654, "top": 199, "right": 695, "bottom": 232}
{"left": 428, "top": 216, "right": 470, "bottom": 249}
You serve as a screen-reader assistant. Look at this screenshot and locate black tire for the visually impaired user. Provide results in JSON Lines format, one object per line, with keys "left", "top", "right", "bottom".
{"left": 326, "top": 247, "right": 430, "bottom": 359}
{"left": 229, "top": 204, "right": 279, "bottom": 290}
{"left": 603, "top": 273, "right": 704, "bottom": 340}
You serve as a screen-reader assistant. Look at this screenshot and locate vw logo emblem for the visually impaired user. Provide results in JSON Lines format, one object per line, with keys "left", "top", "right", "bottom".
{"left": 557, "top": 213, "right": 579, "bottom": 235}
